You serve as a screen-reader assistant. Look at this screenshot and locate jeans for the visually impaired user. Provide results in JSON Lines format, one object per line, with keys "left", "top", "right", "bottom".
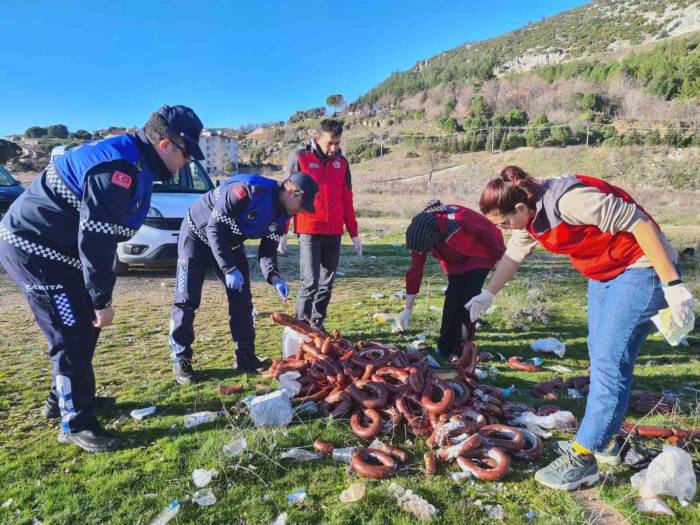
{"left": 295, "top": 234, "right": 341, "bottom": 324}
{"left": 576, "top": 267, "right": 668, "bottom": 452}
{"left": 437, "top": 268, "right": 489, "bottom": 357}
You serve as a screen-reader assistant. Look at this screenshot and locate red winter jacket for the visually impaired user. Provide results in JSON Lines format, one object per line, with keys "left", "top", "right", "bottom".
{"left": 406, "top": 205, "right": 505, "bottom": 294}
{"left": 288, "top": 142, "right": 358, "bottom": 237}
{"left": 528, "top": 174, "right": 657, "bottom": 281}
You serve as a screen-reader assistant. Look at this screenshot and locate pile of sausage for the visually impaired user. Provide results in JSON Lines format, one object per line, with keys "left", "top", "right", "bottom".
{"left": 264, "top": 313, "right": 543, "bottom": 481}
{"left": 629, "top": 389, "right": 677, "bottom": 414}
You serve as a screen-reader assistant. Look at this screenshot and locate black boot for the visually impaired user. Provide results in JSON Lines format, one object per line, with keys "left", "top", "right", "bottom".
{"left": 57, "top": 419, "right": 120, "bottom": 453}
{"left": 235, "top": 354, "right": 269, "bottom": 374}
{"left": 42, "top": 392, "right": 116, "bottom": 419}
{"left": 173, "top": 360, "right": 195, "bottom": 385}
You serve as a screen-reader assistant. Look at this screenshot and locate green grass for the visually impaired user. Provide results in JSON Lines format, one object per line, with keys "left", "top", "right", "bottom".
{"left": 0, "top": 225, "right": 698, "bottom": 524}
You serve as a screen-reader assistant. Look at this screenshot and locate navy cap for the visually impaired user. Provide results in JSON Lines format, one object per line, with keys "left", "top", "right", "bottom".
{"left": 157, "top": 105, "right": 205, "bottom": 160}
{"left": 287, "top": 172, "right": 319, "bottom": 213}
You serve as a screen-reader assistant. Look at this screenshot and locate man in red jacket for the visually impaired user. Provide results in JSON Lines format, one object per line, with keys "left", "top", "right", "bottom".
{"left": 281, "top": 119, "right": 361, "bottom": 330}
{"left": 397, "top": 200, "right": 505, "bottom": 359}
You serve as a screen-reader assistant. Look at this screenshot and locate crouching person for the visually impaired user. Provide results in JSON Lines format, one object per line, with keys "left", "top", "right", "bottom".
{"left": 397, "top": 200, "right": 505, "bottom": 360}
{"left": 169, "top": 172, "right": 319, "bottom": 383}
{"left": 468, "top": 165, "right": 694, "bottom": 490}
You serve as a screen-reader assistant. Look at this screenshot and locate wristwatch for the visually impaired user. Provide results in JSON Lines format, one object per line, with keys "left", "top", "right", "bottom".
{"left": 664, "top": 278, "right": 683, "bottom": 287}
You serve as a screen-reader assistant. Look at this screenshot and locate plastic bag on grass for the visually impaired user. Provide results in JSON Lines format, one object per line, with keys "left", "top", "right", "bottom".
{"left": 631, "top": 445, "right": 696, "bottom": 506}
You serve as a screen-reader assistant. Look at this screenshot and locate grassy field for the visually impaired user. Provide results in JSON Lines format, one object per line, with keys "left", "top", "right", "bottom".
{"left": 0, "top": 215, "right": 698, "bottom": 525}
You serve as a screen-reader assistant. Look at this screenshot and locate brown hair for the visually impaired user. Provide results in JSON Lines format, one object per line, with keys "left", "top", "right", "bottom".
{"left": 479, "top": 165, "right": 543, "bottom": 215}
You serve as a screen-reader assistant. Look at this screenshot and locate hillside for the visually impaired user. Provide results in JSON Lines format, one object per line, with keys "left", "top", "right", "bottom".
{"left": 357, "top": 0, "right": 700, "bottom": 106}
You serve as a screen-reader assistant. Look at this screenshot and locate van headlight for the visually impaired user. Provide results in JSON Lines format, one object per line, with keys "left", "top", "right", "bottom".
{"left": 147, "top": 206, "right": 163, "bottom": 218}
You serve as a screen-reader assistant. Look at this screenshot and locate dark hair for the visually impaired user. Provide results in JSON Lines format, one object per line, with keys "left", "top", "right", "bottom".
{"left": 144, "top": 112, "right": 181, "bottom": 144}
{"left": 479, "top": 165, "right": 543, "bottom": 215}
{"left": 319, "top": 119, "right": 344, "bottom": 137}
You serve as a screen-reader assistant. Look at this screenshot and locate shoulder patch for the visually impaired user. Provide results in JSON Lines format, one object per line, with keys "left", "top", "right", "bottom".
{"left": 233, "top": 185, "right": 248, "bottom": 200}
{"left": 111, "top": 171, "right": 132, "bottom": 189}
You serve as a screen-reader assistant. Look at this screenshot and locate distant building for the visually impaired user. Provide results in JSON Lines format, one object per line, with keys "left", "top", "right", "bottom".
{"left": 199, "top": 130, "right": 238, "bottom": 177}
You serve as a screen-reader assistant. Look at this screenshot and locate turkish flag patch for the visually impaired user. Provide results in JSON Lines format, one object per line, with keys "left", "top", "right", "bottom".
{"left": 111, "top": 171, "right": 132, "bottom": 189}
{"left": 233, "top": 185, "right": 247, "bottom": 199}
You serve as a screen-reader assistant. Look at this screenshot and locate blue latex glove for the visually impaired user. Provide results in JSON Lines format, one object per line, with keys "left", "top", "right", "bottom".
{"left": 273, "top": 278, "right": 289, "bottom": 300}
{"left": 225, "top": 269, "right": 244, "bottom": 291}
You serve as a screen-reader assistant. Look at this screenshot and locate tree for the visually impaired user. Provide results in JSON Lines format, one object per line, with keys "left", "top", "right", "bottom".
{"left": 223, "top": 160, "right": 235, "bottom": 174}
{"left": 47, "top": 124, "right": 69, "bottom": 139}
{"left": 550, "top": 125, "right": 572, "bottom": 146}
{"left": 0, "top": 139, "right": 22, "bottom": 164}
{"left": 326, "top": 94, "right": 346, "bottom": 114}
{"left": 250, "top": 147, "right": 266, "bottom": 166}
{"left": 25, "top": 126, "right": 47, "bottom": 138}
{"left": 470, "top": 95, "right": 489, "bottom": 118}
{"left": 421, "top": 142, "right": 446, "bottom": 182}
{"left": 72, "top": 129, "right": 92, "bottom": 140}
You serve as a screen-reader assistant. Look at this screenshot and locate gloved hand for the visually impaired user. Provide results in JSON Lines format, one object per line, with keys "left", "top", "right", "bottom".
{"left": 93, "top": 305, "right": 115, "bottom": 328}
{"left": 351, "top": 236, "right": 363, "bottom": 256}
{"left": 273, "top": 277, "right": 289, "bottom": 301}
{"left": 277, "top": 234, "right": 288, "bottom": 255}
{"left": 225, "top": 269, "right": 244, "bottom": 291}
{"left": 663, "top": 283, "right": 695, "bottom": 327}
{"left": 465, "top": 289, "right": 495, "bottom": 322}
{"left": 396, "top": 308, "right": 412, "bottom": 332}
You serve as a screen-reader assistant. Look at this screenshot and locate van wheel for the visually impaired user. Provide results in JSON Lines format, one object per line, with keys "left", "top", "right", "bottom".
{"left": 113, "top": 255, "right": 129, "bottom": 276}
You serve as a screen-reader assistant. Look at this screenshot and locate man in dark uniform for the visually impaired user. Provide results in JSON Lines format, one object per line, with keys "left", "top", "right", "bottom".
{"left": 0, "top": 105, "right": 204, "bottom": 452}
{"left": 169, "top": 171, "right": 319, "bottom": 384}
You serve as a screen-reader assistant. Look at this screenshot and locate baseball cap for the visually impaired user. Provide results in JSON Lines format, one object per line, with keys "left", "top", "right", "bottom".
{"left": 287, "top": 172, "right": 319, "bottom": 213}
{"left": 157, "top": 105, "right": 205, "bottom": 160}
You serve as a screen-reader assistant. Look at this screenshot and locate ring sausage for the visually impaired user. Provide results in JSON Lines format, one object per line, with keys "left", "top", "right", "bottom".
{"left": 347, "top": 380, "right": 388, "bottom": 409}
{"left": 456, "top": 447, "right": 511, "bottom": 481}
{"left": 351, "top": 448, "right": 397, "bottom": 479}
{"left": 479, "top": 424, "right": 525, "bottom": 452}
{"left": 512, "top": 428, "right": 543, "bottom": 459}
{"left": 350, "top": 408, "right": 383, "bottom": 439}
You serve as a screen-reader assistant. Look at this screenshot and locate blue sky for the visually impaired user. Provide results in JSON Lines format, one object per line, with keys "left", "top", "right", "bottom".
{"left": 0, "top": 0, "right": 587, "bottom": 136}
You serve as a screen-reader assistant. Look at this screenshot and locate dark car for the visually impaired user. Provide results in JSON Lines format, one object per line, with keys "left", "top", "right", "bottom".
{"left": 0, "top": 166, "right": 24, "bottom": 219}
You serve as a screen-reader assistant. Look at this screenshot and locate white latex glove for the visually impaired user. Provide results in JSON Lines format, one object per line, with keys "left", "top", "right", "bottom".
{"left": 465, "top": 290, "right": 494, "bottom": 323}
{"left": 663, "top": 283, "right": 695, "bottom": 327}
{"left": 93, "top": 305, "right": 114, "bottom": 328}
{"left": 277, "top": 234, "right": 288, "bottom": 255}
{"left": 396, "top": 308, "right": 412, "bottom": 332}
{"left": 351, "top": 236, "right": 363, "bottom": 256}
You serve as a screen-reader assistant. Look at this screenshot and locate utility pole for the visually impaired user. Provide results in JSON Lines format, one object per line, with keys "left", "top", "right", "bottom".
{"left": 586, "top": 122, "right": 590, "bottom": 147}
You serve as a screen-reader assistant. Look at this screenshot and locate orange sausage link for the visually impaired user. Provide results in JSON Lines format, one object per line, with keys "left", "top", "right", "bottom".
{"left": 313, "top": 440, "right": 334, "bottom": 455}
{"left": 424, "top": 452, "right": 437, "bottom": 476}
{"left": 507, "top": 356, "right": 538, "bottom": 372}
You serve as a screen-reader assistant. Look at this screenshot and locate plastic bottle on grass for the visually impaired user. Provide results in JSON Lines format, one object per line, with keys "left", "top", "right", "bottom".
{"left": 223, "top": 436, "right": 248, "bottom": 457}
{"left": 184, "top": 411, "right": 220, "bottom": 428}
{"left": 332, "top": 447, "right": 355, "bottom": 463}
{"left": 280, "top": 448, "right": 322, "bottom": 461}
{"left": 148, "top": 500, "right": 180, "bottom": 525}
{"left": 193, "top": 488, "right": 217, "bottom": 506}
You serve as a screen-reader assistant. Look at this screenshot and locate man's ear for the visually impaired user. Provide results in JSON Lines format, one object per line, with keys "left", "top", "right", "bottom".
{"left": 157, "top": 138, "right": 170, "bottom": 151}
{"left": 515, "top": 202, "right": 528, "bottom": 214}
